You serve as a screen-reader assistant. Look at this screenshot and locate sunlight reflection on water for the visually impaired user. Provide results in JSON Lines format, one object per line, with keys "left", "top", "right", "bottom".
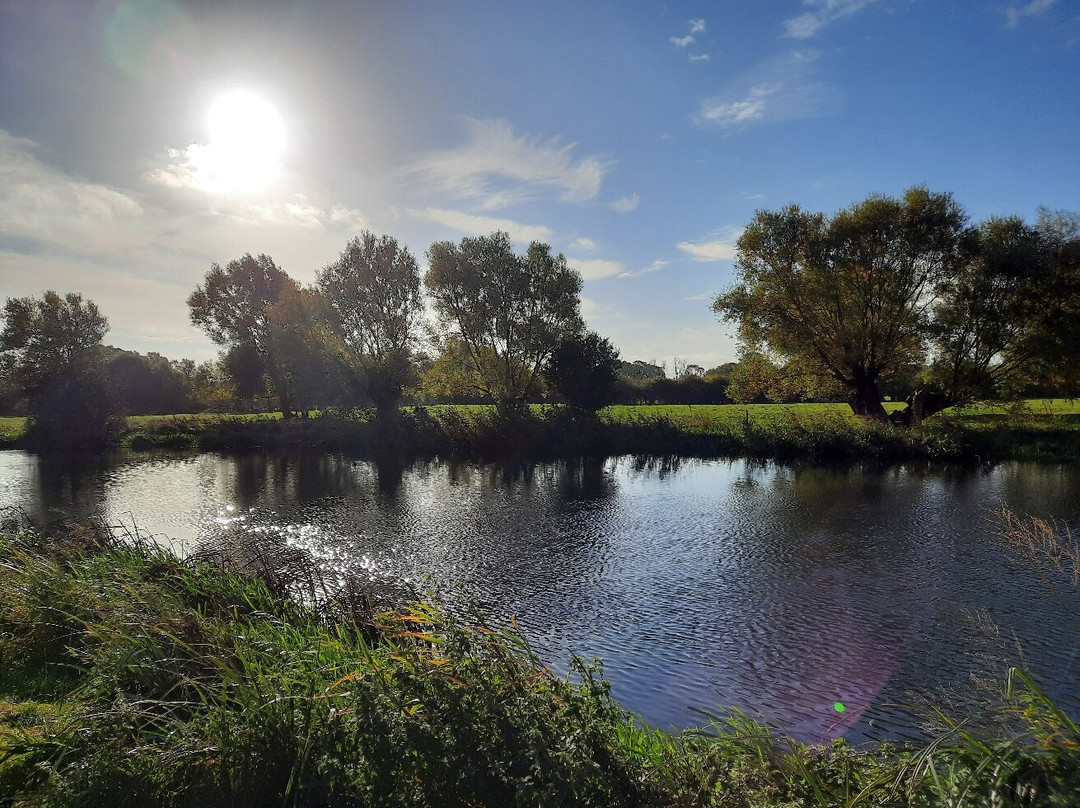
{"left": 2, "top": 450, "right": 1078, "bottom": 744}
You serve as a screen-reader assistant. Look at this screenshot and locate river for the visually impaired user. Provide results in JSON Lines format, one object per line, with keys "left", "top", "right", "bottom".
{"left": 2, "top": 449, "right": 1078, "bottom": 745}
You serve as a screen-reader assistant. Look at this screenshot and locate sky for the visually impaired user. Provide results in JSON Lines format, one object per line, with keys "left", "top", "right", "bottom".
{"left": 2, "top": 0, "right": 1078, "bottom": 371}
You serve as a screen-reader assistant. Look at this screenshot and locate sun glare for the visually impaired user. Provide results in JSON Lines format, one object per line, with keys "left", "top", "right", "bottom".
{"left": 196, "top": 90, "right": 286, "bottom": 193}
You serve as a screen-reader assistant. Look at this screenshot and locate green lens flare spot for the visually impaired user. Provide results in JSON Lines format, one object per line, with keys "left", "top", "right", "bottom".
{"left": 834, "top": 702, "right": 846, "bottom": 713}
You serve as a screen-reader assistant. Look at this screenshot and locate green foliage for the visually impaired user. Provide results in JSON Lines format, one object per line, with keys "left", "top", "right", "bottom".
{"left": 418, "top": 338, "right": 491, "bottom": 402}
{"left": 0, "top": 527, "right": 660, "bottom": 807}
{"left": 425, "top": 231, "right": 583, "bottom": 416}
{"left": 715, "top": 187, "right": 967, "bottom": 418}
{"left": 0, "top": 290, "right": 119, "bottom": 449}
{"left": 5, "top": 520, "right": 1079, "bottom": 807}
{"left": 188, "top": 253, "right": 300, "bottom": 418}
{"left": 103, "top": 346, "right": 194, "bottom": 414}
{"left": 265, "top": 285, "right": 357, "bottom": 413}
{"left": 545, "top": 330, "right": 621, "bottom": 412}
{"left": 319, "top": 231, "right": 425, "bottom": 413}
{"left": 929, "top": 215, "right": 1075, "bottom": 401}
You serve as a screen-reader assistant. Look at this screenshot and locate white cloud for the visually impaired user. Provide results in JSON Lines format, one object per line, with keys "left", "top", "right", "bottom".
{"left": 405, "top": 118, "right": 611, "bottom": 207}
{"left": 0, "top": 130, "right": 146, "bottom": 254}
{"left": 618, "top": 259, "right": 669, "bottom": 279}
{"left": 406, "top": 206, "right": 554, "bottom": 244}
{"left": 676, "top": 228, "right": 742, "bottom": 262}
{"left": 671, "top": 19, "right": 706, "bottom": 51}
{"left": 568, "top": 257, "right": 627, "bottom": 281}
{"left": 783, "top": 0, "right": 881, "bottom": 39}
{"left": 610, "top": 193, "right": 640, "bottom": 213}
{"left": 694, "top": 50, "right": 840, "bottom": 131}
{"left": 698, "top": 84, "right": 777, "bottom": 127}
{"left": 329, "top": 205, "right": 369, "bottom": 230}
{"left": 690, "top": 53, "right": 711, "bottom": 62}
{"left": 1006, "top": 0, "right": 1058, "bottom": 28}
{"left": 1, "top": 128, "right": 378, "bottom": 359}
{"left": 569, "top": 236, "right": 598, "bottom": 252}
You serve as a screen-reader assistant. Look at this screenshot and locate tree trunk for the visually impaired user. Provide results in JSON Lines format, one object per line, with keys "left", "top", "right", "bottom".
{"left": 889, "top": 389, "right": 954, "bottom": 427}
{"left": 847, "top": 376, "right": 888, "bottom": 420}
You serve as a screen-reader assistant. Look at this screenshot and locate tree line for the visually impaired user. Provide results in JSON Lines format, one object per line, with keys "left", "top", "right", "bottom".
{"left": 2, "top": 188, "right": 1078, "bottom": 447}
{"left": 715, "top": 188, "right": 1080, "bottom": 423}
{"left": 0, "top": 232, "right": 623, "bottom": 447}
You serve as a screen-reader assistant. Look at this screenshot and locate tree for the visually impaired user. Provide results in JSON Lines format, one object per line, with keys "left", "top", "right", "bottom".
{"left": 714, "top": 187, "right": 966, "bottom": 419}
{"left": 617, "top": 360, "right": 666, "bottom": 383}
{"left": 264, "top": 286, "right": 355, "bottom": 414}
{"left": 1016, "top": 208, "right": 1080, "bottom": 396}
{"left": 418, "top": 338, "right": 490, "bottom": 402}
{"left": 724, "top": 350, "right": 802, "bottom": 404}
{"left": 317, "top": 232, "right": 424, "bottom": 413}
{"left": 0, "top": 291, "right": 117, "bottom": 447}
{"left": 177, "top": 357, "right": 235, "bottom": 412}
{"left": 188, "top": 253, "right": 299, "bottom": 417}
{"left": 926, "top": 208, "right": 1080, "bottom": 404}
{"left": 425, "top": 231, "right": 583, "bottom": 416}
{"left": 545, "top": 331, "right": 621, "bottom": 412}
{"left": 930, "top": 217, "right": 1045, "bottom": 401}
{"left": 103, "top": 348, "right": 194, "bottom": 414}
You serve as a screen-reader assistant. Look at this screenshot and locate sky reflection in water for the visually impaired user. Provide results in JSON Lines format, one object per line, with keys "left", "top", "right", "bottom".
{"left": 2, "top": 450, "right": 1078, "bottom": 744}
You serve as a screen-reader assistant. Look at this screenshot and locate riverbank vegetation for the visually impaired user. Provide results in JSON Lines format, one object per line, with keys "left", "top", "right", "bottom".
{"left": 1, "top": 516, "right": 1078, "bottom": 807}
{"left": 2, "top": 400, "right": 1079, "bottom": 464}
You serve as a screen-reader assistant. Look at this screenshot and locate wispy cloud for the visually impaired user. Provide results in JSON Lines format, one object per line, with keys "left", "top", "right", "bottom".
{"left": 404, "top": 118, "right": 612, "bottom": 207}
{"left": 676, "top": 227, "right": 742, "bottom": 262}
{"left": 783, "top": 0, "right": 881, "bottom": 39}
{"left": 1, "top": 130, "right": 145, "bottom": 255}
{"left": 568, "top": 257, "right": 627, "bottom": 281}
{"left": 1, "top": 129, "right": 376, "bottom": 360}
{"left": 694, "top": 50, "right": 840, "bottom": 131}
{"left": 618, "top": 259, "right": 670, "bottom": 279}
{"left": 671, "top": 19, "right": 707, "bottom": 56}
{"left": 406, "top": 206, "right": 553, "bottom": 244}
{"left": 569, "top": 236, "right": 598, "bottom": 252}
{"left": 1005, "top": 0, "right": 1058, "bottom": 28}
{"left": 690, "top": 53, "right": 711, "bottom": 62}
{"left": 611, "top": 193, "right": 640, "bottom": 213}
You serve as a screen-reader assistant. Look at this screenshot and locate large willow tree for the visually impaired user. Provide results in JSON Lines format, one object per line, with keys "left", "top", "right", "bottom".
{"left": 714, "top": 187, "right": 966, "bottom": 418}
{"left": 318, "top": 232, "right": 424, "bottom": 413}
{"left": 425, "top": 231, "right": 583, "bottom": 416}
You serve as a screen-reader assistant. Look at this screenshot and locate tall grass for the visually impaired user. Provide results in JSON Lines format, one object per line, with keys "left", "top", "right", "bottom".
{"left": 3, "top": 512, "right": 1079, "bottom": 806}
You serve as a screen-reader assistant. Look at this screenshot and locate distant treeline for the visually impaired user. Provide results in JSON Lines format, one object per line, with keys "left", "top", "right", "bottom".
{"left": 4, "top": 189, "right": 1079, "bottom": 448}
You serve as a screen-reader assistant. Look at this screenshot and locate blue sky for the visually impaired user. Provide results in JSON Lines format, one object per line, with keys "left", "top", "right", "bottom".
{"left": 2, "top": 0, "right": 1078, "bottom": 370}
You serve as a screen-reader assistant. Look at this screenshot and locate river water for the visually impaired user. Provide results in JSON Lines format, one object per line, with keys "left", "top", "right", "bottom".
{"left": 2, "top": 449, "right": 1078, "bottom": 745}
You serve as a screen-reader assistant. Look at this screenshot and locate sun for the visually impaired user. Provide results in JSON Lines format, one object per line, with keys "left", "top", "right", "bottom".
{"left": 198, "top": 90, "right": 286, "bottom": 192}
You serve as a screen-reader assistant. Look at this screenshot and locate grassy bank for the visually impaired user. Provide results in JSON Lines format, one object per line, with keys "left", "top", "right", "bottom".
{"left": 2, "top": 519, "right": 1078, "bottom": 807}
{"left": 2, "top": 401, "right": 1079, "bottom": 462}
